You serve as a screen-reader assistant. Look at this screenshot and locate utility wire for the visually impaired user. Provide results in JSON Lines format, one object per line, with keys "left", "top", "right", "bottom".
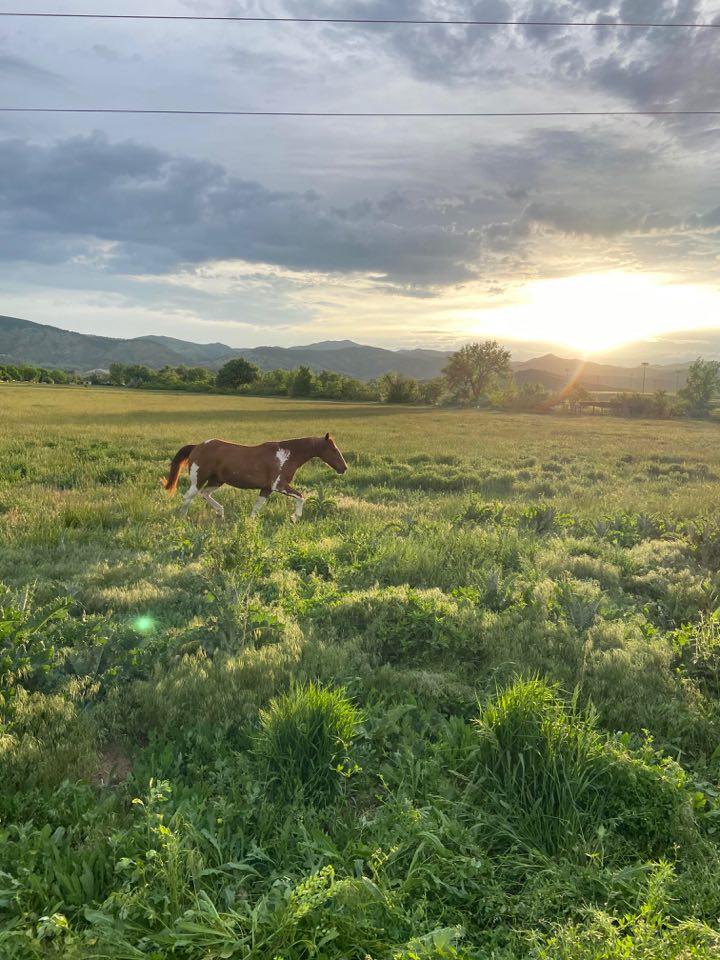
{"left": 0, "top": 12, "right": 719, "bottom": 28}
{"left": 1, "top": 107, "right": 718, "bottom": 118}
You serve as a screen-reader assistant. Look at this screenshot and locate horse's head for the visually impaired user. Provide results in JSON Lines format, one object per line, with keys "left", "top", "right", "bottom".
{"left": 319, "top": 433, "right": 347, "bottom": 474}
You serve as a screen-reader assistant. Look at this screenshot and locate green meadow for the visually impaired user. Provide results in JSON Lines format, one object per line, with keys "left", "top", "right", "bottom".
{"left": 2, "top": 383, "right": 720, "bottom": 958}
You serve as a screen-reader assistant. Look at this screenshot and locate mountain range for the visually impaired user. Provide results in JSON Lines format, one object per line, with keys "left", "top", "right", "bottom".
{"left": 0, "top": 314, "right": 694, "bottom": 391}
{"left": 0, "top": 316, "right": 450, "bottom": 381}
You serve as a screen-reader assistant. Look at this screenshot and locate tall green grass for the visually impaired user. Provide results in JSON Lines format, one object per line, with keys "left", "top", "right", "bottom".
{"left": 255, "top": 682, "right": 361, "bottom": 804}
{"left": 2, "top": 386, "right": 720, "bottom": 957}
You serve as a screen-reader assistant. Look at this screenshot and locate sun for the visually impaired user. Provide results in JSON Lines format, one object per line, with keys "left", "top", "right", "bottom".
{"left": 467, "top": 272, "right": 720, "bottom": 354}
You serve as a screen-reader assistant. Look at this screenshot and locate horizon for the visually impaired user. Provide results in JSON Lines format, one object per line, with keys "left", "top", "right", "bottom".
{"left": 4, "top": 311, "right": 718, "bottom": 369}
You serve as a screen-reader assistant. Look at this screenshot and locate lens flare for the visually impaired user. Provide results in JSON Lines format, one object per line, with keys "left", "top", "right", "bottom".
{"left": 133, "top": 615, "right": 154, "bottom": 633}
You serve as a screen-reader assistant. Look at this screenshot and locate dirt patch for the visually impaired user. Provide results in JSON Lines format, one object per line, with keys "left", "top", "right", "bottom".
{"left": 94, "top": 742, "right": 133, "bottom": 787}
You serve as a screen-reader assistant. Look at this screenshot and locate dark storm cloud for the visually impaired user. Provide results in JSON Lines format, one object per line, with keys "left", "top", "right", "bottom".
{"left": 285, "top": 0, "right": 720, "bottom": 117}
{"left": 0, "top": 133, "right": 480, "bottom": 284}
{"left": 482, "top": 195, "right": 720, "bottom": 256}
{"left": 473, "top": 128, "right": 665, "bottom": 196}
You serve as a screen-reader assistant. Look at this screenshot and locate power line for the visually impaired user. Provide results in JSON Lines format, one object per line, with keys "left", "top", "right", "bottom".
{"left": 1, "top": 107, "right": 718, "bottom": 118}
{"left": 0, "top": 12, "right": 719, "bottom": 29}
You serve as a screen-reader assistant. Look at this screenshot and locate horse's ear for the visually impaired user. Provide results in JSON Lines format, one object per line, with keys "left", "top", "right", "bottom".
{"left": 325, "top": 432, "right": 330, "bottom": 441}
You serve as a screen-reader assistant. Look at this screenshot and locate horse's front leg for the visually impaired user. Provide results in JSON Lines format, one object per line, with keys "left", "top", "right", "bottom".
{"left": 278, "top": 482, "right": 305, "bottom": 522}
{"left": 250, "top": 487, "right": 272, "bottom": 518}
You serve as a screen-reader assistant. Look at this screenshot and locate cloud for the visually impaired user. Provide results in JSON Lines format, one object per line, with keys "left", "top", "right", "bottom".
{"left": 0, "top": 132, "right": 481, "bottom": 285}
{"left": 1, "top": 2, "right": 718, "bottom": 347}
{"left": 0, "top": 51, "right": 60, "bottom": 82}
{"left": 283, "top": 0, "right": 720, "bottom": 134}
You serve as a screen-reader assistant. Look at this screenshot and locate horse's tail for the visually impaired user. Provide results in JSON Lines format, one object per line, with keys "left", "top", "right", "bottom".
{"left": 162, "top": 443, "right": 196, "bottom": 493}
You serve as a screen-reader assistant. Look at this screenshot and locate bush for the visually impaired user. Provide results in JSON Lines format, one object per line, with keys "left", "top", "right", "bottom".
{"left": 254, "top": 681, "right": 361, "bottom": 805}
{"left": 471, "top": 679, "right": 693, "bottom": 860}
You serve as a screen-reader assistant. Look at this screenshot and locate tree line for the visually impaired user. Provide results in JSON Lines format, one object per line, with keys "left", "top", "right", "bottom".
{"left": 2, "top": 344, "right": 719, "bottom": 417}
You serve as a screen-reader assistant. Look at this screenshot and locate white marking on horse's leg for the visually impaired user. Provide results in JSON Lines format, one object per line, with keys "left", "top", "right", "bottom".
{"left": 250, "top": 494, "right": 268, "bottom": 518}
{"left": 200, "top": 486, "right": 224, "bottom": 520}
{"left": 177, "top": 463, "right": 200, "bottom": 517}
{"left": 283, "top": 491, "right": 304, "bottom": 523}
{"left": 178, "top": 485, "right": 198, "bottom": 517}
{"left": 272, "top": 474, "right": 282, "bottom": 491}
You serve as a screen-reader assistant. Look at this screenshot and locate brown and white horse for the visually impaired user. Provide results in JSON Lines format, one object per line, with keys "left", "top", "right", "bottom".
{"left": 162, "top": 433, "right": 347, "bottom": 522}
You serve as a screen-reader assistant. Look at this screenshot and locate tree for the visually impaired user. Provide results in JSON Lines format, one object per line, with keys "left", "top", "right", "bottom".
{"left": 256, "top": 368, "right": 291, "bottom": 396}
{"left": 496, "top": 381, "right": 550, "bottom": 413}
{"left": 378, "top": 372, "right": 418, "bottom": 404}
{"left": 442, "top": 340, "right": 512, "bottom": 405}
{"left": 564, "top": 384, "right": 591, "bottom": 414}
{"left": 289, "top": 366, "right": 316, "bottom": 398}
{"left": 18, "top": 364, "right": 40, "bottom": 382}
{"left": 216, "top": 357, "right": 260, "bottom": 390}
{"left": 679, "top": 358, "right": 720, "bottom": 417}
{"left": 417, "top": 377, "right": 444, "bottom": 405}
{"left": 109, "top": 363, "right": 127, "bottom": 385}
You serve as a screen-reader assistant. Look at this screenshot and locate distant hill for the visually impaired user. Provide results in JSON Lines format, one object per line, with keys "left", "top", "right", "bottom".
{"left": 0, "top": 315, "right": 450, "bottom": 380}
{"left": 288, "top": 340, "right": 360, "bottom": 351}
{"left": 226, "top": 343, "right": 449, "bottom": 380}
{"left": 512, "top": 353, "right": 689, "bottom": 392}
{"left": 514, "top": 368, "right": 566, "bottom": 391}
{"left": 0, "top": 315, "right": 183, "bottom": 369}
{"left": 0, "top": 315, "right": 693, "bottom": 389}
{"left": 136, "top": 335, "right": 235, "bottom": 363}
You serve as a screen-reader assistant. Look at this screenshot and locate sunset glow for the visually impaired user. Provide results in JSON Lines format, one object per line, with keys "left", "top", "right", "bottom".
{"left": 466, "top": 273, "right": 720, "bottom": 354}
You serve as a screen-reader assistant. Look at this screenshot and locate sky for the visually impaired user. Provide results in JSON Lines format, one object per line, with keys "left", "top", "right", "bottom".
{"left": 1, "top": 0, "right": 720, "bottom": 360}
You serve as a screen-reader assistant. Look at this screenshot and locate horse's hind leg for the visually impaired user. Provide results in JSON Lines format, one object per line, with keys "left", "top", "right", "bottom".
{"left": 177, "top": 464, "right": 200, "bottom": 518}
{"left": 200, "top": 485, "right": 224, "bottom": 521}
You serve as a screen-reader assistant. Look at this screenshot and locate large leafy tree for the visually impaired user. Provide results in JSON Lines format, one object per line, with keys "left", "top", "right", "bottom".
{"left": 216, "top": 357, "right": 260, "bottom": 389}
{"left": 442, "top": 340, "right": 512, "bottom": 404}
{"left": 289, "top": 366, "right": 316, "bottom": 397}
{"left": 378, "top": 371, "right": 418, "bottom": 404}
{"left": 680, "top": 358, "right": 720, "bottom": 417}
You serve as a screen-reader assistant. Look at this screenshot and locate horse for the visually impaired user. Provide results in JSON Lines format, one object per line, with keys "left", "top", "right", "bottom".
{"left": 162, "top": 433, "right": 347, "bottom": 522}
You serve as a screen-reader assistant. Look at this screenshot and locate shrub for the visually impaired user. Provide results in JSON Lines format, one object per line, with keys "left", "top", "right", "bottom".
{"left": 672, "top": 611, "right": 720, "bottom": 697}
{"left": 519, "top": 504, "right": 572, "bottom": 535}
{"left": 471, "top": 679, "right": 693, "bottom": 860}
{"left": 254, "top": 681, "right": 361, "bottom": 804}
{"left": 1, "top": 586, "right": 71, "bottom": 717}
{"left": 684, "top": 518, "right": 720, "bottom": 569}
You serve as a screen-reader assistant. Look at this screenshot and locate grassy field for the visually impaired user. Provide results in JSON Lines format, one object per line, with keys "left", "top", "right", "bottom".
{"left": 2, "top": 383, "right": 720, "bottom": 958}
